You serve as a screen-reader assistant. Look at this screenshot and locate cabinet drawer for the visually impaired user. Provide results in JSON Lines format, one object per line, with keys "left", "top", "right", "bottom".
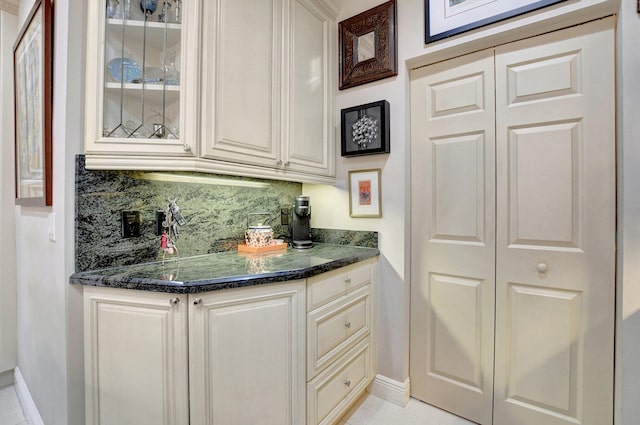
{"left": 307, "top": 261, "right": 371, "bottom": 311}
{"left": 308, "top": 285, "right": 371, "bottom": 379}
{"left": 307, "top": 337, "right": 372, "bottom": 425}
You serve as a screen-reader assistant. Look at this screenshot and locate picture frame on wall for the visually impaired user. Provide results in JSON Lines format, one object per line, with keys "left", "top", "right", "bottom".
{"left": 341, "top": 100, "right": 390, "bottom": 157}
{"left": 425, "top": 0, "right": 567, "bottom": 43}
{"left": 349, "top": 169, "right": 382, "bottom": 218}
{"left": 339, "top": 0, "right": 397, "bottom": 90}
{"left": 14, "top": 0, "right": 53, "bottom": 206}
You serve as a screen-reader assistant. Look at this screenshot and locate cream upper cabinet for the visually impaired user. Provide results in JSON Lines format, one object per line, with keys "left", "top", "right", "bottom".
{"left": 284, "top": 0, "right": 335, "bottom": 178}
{"left": 84, "top": 0, "right": 201, "bottom": 159}
{"left": 199, "top": 0, "right": 336, "bottom": 182}
{"left": 84, "top": 0, "right": 336, "bottom": 183}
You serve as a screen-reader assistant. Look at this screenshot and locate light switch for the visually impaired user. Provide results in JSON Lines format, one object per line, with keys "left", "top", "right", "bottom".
{"left": 48, "top": 212, "right": 56, "bottom": 242}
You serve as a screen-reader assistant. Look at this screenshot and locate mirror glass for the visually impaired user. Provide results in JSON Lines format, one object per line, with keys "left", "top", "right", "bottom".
{"left": 357, "top": 32, "right": 375, "bottom": 63}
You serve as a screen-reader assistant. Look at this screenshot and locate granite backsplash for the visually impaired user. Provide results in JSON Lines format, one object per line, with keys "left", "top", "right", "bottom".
{"left": 75, "top": 155, "right": 377, "bottom": 272}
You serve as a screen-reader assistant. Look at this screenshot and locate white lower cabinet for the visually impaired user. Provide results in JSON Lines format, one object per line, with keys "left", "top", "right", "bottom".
{"left": 188, "top": 280, "right": 306, "bottom": 425}
{"left": 306, "top": 260, "right": 377, "bottom": 425}
{"left": 83, "top": 288, "right": 190, "bottom": 425}
{"left": 83, "top": 259, "right": 377, "bottom": 425}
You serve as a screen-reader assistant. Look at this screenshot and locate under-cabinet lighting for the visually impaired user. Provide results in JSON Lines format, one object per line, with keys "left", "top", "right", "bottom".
{"left": 134, "top": 172, "right": 271, "bottom": 188}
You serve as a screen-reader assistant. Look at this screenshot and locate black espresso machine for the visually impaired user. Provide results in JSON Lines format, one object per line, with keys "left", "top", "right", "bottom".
{"left": 291, "top": 195, "right": 313, "bottom": 249}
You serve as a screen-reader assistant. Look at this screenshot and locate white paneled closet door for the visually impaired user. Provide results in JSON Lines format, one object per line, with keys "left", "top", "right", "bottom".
{"left": 409, "top": 49, "right": 497, "bottom": 425}
{"left": 493, "top": 18, "right": 615, "bottom": 425}
{"left": 410, "top": 17, "right": 615, "bottom": 425}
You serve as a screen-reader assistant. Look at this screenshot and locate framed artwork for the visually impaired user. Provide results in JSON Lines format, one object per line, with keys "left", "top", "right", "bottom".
{"left": 341, "top": 100, "right": 390, "bottom": 157}
{"left": 349, "top": 169, "right": 382, "bottom": 218}
{"left": 14, "top": 0, "right": 53, "bottom": 206}
{"left": 339, "top": 0, "right": 397, "bottom": 90}
{"left": 425, "top": 0, "right": 567, "bottom": 43}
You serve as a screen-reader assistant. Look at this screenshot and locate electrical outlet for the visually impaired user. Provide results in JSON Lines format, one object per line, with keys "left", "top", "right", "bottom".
{"left": 121, "top": 211, "right": 141, "bottom": 238}
{"left": 280, "top": 208, "right": 290, "bottom": 226}
{"left": 155, "top": 211, "right": 166, "bottom": 236}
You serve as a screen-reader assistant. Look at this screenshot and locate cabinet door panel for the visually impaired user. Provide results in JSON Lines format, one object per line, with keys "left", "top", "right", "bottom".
{"left": 189, "top": 281, "right": 306, "bottom": 425}
{"left": 201, "top": 0, "right": 281, "bottom": 166}
{"left": 84, "top": 288, "right": 189, "bottom": 425}
{"left": 284, "top": 0, "right": 334, "bottom": 176}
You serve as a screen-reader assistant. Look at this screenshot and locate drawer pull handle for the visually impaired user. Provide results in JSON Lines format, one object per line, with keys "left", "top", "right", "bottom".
{"left": 344, "top": 321, "right": 351, "bottom": 329}
{"left": 193, "top": 298, "right": 202, "bottom": 305}
{"left": 170, "top": 297, "right": 180, "bottom": 305}
{"left": 345, "top": 278, "right": 351, "bottom": 285}
{"left": 344, "top": 379, "right": 351, "bottom": 387}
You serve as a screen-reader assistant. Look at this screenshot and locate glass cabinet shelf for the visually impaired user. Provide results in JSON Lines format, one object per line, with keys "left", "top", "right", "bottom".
{"left": 104, "top": 82, "right": 180, "bottom": 91}
{"left": 106, "top": 18, "right": 181, "bottom": 50}
{"left": 102, "top": 1, "right": 183, "bottom": 141}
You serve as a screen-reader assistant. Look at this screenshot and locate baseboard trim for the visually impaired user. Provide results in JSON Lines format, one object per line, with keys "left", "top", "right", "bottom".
{"left": 368, "top": 374, "right": 410, "bottom": 407}
{"left": 14, "top": 367, "right": 45, "bottom": 425}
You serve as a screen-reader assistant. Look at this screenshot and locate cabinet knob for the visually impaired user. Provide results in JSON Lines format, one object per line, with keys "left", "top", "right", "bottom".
{"left": 284, "top": 161, "right": 290, "bottom": 167}
{"left": 183, "top": 144, "right": 192, "bottom": 152}
{"left": 170, "top": 297, "right": 180, "bottom": 305}
{"left": 193, "top": 298, "right": 202, "bottom": 305}
{"left": 344, "top": 321, "right": 351, "bottom": 329}
{"left": 344, "top": 379, "right": 351, "bottom": 387}
{"left": 345, "top": 277, "right": 351, "bottom": 285}
{"left": 276, "top": 159, "right": 283, "bottom": 166}
{"left": 536, "top": 263, "right": 549, "bottom": 273}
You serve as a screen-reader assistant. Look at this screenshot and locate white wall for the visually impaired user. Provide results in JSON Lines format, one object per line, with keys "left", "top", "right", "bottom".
{"left": 14, "top": 0, "right": 85, "bottom": 424}
{"left": 616, "top": 3, "right": 640, "bottom": 425}
{"left": 0, "top": 6, "right": 18, "bottom": 386}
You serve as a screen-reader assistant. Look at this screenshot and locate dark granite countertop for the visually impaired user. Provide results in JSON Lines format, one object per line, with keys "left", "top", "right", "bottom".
{"left": 69, "top": 243, "right": 379, "bottom": 294}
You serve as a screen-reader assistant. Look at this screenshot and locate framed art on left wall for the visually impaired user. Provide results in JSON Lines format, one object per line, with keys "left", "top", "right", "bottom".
{"left": 14, "top": 0, "right": 53, "bottom": 206}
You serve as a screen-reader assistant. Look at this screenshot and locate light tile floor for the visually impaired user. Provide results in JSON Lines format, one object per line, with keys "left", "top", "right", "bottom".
{"left": 0, "top": 385, "right": 28, "bottom": 425}
{"left": 0, "top": 383, "right": 475, "bottom": 425}
{"left": 339, "top": 393, "right": 476, "bottom": 425}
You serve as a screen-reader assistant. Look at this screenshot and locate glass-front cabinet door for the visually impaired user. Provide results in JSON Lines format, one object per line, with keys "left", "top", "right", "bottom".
{"left": 85, "top": 0, "right": 199, "bottom": 162}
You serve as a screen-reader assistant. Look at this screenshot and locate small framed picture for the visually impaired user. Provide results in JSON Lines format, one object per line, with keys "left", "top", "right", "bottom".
{"left": 349, "top": 169, "right": 382, "bottom": 218}
{"left": 341, "top": 100, "right": 390, "bottom": 157}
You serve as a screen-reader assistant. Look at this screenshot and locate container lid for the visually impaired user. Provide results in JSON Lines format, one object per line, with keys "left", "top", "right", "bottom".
{"left": 249, "top": 223, "right": 272, "bottom": 230}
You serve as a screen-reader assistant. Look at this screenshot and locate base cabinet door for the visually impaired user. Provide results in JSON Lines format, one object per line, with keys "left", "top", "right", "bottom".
{"left": 83, "top": 287, "right": 189, "bottom": 425}
{"left": 189, "top": 280, "right": 306, "bottom": 425}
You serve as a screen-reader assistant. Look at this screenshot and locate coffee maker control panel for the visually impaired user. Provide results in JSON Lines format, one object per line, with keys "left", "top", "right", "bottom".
{"left": 291, "top": 195, "right": 313, "bottom": 249}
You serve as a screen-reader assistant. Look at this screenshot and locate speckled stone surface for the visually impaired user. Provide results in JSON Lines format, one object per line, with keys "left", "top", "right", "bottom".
{"left": 75, "top": 155, "right": 379, "bottom": 273}
{"left": 69, "top": 244, "right": 379, "bottom": 293}
{"left": 75, "top": 155, "right": 301, "bottom": 272}
{"left": 311, "top": 228, "right": 378, "bottom": 248}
